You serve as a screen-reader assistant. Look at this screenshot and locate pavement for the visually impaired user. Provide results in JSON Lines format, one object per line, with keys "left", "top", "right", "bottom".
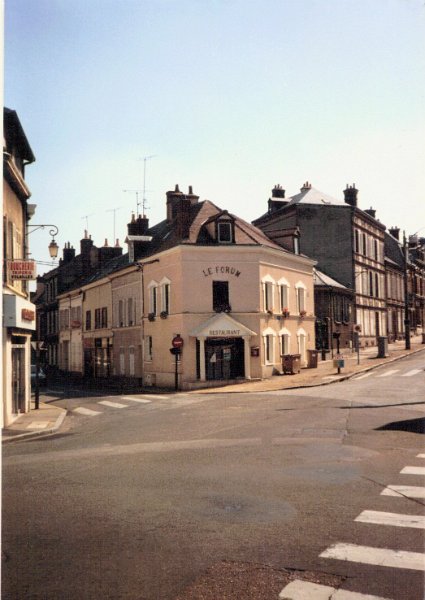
{"left": 2, "top": 334, "right": 424, "bottom": 444}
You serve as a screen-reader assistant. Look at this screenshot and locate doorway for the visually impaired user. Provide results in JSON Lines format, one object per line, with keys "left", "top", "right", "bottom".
{"left": 205, "top": 337, "right": 244, "bottom": 380}
{"left": 12, "top": 347, "right": 26, "bottom": 414}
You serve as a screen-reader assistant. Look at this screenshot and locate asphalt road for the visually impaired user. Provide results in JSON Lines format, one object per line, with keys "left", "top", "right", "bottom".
{"left": 2, "top": 351, "right": 425, "bottom": 600}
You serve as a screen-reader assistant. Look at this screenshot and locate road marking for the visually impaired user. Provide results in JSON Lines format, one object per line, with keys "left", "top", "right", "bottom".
{"left": 353, "top": 373, "right": 372, "bottom": 380}
{"left": 278, "top": 579, "right": 390, "bottom": 599}
{"left": 120, "top": 396, "right": 152, "bottom": 403}
{"left": 320, "top": 543, "right": 425, "bottom": 571}
{"left": 98, "top": 400, "right": 128, "bottom": 409}
{"left": 381, "top": 485, "right": 425, "bottom": 499}
{"left": 73, "top": 407, "right": 102, "bottom": 416}
{"left": 355, "top": 510, "right": 425, "bottom": 529}
{"left": 376, "top": 369, "right": 399, "bottom": 378}
{"left": 400, "top": 466, "right": 425, "bottom": 475}
{"left": 417, "top": 454, "right": 425, "bottom": 458}
{"left": 26, "top": 421, "right": 50, "bottom": 429}
{"left": 402, "top": 369, "right": 422, "bottom": 377}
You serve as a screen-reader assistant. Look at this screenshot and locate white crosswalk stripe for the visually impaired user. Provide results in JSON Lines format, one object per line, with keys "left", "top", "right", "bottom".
{"left": 120, "top": 396, "right": 152, "bottom": 404}
{"left": 400, "top": 466, "right": 425, "bottom": 476}
{"left": 381, "top": 485, "right": 425, "bottom": 499}
{"left": 73, "top": 407, "right": 102, "bottom": 416}
{"left": 320, "top": 543, "right": 425, "bottom": 571}
{"left": 376, "top": 369, "right": 399, "bottom": 378}
{"left": 353, "top": 373, "right": 372, "bottom": 380}
{"left": 355, "top": 510, "right": 425, "bottom": 529}
{"left": 98, "top": 400, "right": 128, "bottom": 409}
{"left": 402, "top": 369, "right": 422, "bottom": 377}
{"left": 279, "top": 579, "right": 391, "bottom": 599}
{"left": 417, "top": 453, "right": 425, "bottom": 458}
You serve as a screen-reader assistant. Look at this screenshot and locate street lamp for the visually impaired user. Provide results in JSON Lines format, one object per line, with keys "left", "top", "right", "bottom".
{"left": 27, "top": 224, "right": 60, "bottom": 259}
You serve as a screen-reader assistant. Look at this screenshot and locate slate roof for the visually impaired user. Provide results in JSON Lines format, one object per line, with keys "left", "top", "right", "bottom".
{"left": 285, "top": 186, "right": 346, "bottom": 208}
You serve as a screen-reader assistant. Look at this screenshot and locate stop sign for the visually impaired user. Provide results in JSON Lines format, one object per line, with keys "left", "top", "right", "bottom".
{"left": 172, "top": 335, "right": 184, "bottom": 349}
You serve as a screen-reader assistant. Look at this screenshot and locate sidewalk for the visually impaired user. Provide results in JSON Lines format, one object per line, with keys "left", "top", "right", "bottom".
{"left": 2, "top": 335, "right": 424, "bottom": 443}
{"left": 195, "top": 334, "right": 425, "bottom": 394}
{"left": 2, "top": 400, "right": 67, "bottom": 444}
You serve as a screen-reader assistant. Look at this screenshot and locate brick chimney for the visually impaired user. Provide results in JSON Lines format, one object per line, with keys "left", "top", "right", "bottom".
{"left": 99, "top": 238, "right": 123, "bottom": 264}
{"left": 268, "top": 184, "right": 288, "bottom": 213}
{"left": 364, "top": 207, "right": 376, "bottom": 219}
{"left": 300, "top": 181, "right": 312, "bottom": 192}
{"left": 62, "top": 242, "right": 76, "bottom": 263}
{"left": 128, "top": 213, "right": 149, "bottom": 235}
{"left": 343, "top": 184, "right": 358, "bottom": 207}
{"left": 389, "top": 227, "right": 400, "bottom": 241}
{"left": 80, "top": 230, "right": 94, "bottom": 255}
{"left": 166, "top": 185, "right": 193, "bottom": 239}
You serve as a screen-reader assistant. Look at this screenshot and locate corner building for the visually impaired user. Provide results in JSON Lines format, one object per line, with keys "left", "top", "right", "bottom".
{"left": 111, "top": 186, "right": 316, "bottom": 389}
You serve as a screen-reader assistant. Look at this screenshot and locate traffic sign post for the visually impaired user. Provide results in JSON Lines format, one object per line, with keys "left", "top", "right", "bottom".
{"left": 171, "top": 335, "right": 183, "bottom": 390}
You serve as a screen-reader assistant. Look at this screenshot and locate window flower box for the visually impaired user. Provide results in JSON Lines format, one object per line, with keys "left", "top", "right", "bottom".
{"left": 148, "top": 313, "right": 156, "bottom": 322}
{"left": 299, "top": 310, "right": 307, "bottom": 318}
{"left": 282, "top": 308, "right": 290, "bottom": 318}
{"left": 160, "top": 311, "right": 168, "bottom": 319}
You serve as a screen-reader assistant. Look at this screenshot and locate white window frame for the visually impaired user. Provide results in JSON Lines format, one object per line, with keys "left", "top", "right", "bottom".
{"left": 217, "top": 221, "right": 233, "bottom": 243}
{"left": 147, "top": 280, "right": 159, "bottom": 315}
{"left": 262, "top": 327, "right": 276, "bottom": 365}
{"left": 262, "top": 275, "right": 275, "bottom": 312}
{"left": 295, "top": 281, "right": 307, "bottom": 313}
{"left": 279, "top": 327, "right": 291, "bottom": 356}
{"left": 160, "top": 277, "right": 171, "bottom": 314}
{"left": 277, "top": 277, "right": 290, "bottom": 312}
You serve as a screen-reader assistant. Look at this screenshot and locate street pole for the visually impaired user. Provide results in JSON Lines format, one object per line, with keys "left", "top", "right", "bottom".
{"left": 35, "top": 341, "right": 40, "bottom": 410}
{"left": 403, "top": 231, "right": 411, "bottom": 350}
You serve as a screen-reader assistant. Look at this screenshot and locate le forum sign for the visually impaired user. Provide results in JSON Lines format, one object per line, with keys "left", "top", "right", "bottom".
{"left": 202, "top": 265, "right": 241, "bottom": 278}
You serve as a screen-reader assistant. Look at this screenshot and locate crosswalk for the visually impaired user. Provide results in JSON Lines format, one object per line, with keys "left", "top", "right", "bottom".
{"left": 352, "top": 367, "right": 423, "bottom": 381}
{"left": 70, "top": 394, "right": 171, "bottom": 417}
{"left": 279, "top": 453, "right": 425, "bottom": 599}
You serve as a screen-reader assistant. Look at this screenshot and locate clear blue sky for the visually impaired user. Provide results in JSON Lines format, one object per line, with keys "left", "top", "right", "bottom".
{"left": 5, "top": 0, "right": 425, "bottom": 268}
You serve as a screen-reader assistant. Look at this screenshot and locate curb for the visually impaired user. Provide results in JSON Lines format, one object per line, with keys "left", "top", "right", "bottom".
{"left": 199, "top": 346, "right": 425, "bottom": 394}
{"left": 2, "top": 408, "right": 68, "bottom": 444}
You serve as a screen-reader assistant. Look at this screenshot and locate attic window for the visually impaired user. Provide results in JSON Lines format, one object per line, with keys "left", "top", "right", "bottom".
{"left": 217, "top": 221, "right": 233, "bottom": 243}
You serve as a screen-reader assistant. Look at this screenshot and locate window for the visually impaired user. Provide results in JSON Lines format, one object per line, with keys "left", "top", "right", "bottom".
{"left": 280, "top": 333, "right": 290, "bottom": 355}
{"left": 362, "top": 233, "right": 367, "bottom": 256}
{"left": 129, "top": 347, "right": 135, "bottom": 376}
{"left": 59, "top": 309, "right": 70, "bottom": 331}
{"left": 101, "top": 307, "right": 108, "bottom": 328}
{"left": 95, "top": 308, "right": 101, "bottom": 329}
{"left": 217, "top": 221, "right": 233, "bottom": 243}
{"left": 264, "top": 281, "right": 274, "bottom": 312}
{"left": 375, "top": 273, "right": 379, "bottom": 298}
{"left": 263, "top": 330, "right": 276, "bottom": 364}
{"left": 213, "top": 281, "right": 230, "bottom": 312}
{"left": 127, "top": 298, "right": 134, "bottom": 325}
{"left": 296, "top": 284, "right": 306, "bottom": 313}
{"left": 355, "top": 229, "right": 360, "bottom": 253}
{"left": 162, "top": 283, "right": 170, "bottom": 314}
{"left": 374, "top": 239, "right": 378, "bottom": 261}
{"left": 145, "top": 336, "right": 153, "bottom": 361}
{"left": 148, "top": 282, "right": 158, "bottom": 315}
{"left": 85, "top": 310, "right": 91, "bottom": 330}
{"left": 278, "top": 280, "right": 289, "bottom": 312}
{"left": 118, "top": 299, "right": 125, "bottom": 326}
{"left": 369, "top": 272, "right": 373, "bottom": 297}
{"left": 119, "top": 347, "right": 125, "bottom": 375}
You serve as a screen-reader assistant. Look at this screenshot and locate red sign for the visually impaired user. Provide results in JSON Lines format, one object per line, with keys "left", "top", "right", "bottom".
{"left": 21, "top": 308, "right": 35, "bottom": 321}
{"left": 9, "top": 260, "right": 37, "bottom": 280}
{"left": 172, "top": 335, "right": 184, "bottom": 349}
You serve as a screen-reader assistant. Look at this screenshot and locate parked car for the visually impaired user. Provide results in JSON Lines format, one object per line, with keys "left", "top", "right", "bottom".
{"left": 31, "top": 365, "right": 47, "bottom": 388}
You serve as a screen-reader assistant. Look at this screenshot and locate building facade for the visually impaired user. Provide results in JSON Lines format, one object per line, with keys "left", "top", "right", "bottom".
{"left": 254, "top": 183, "right": 387, "bottom": 347}
{"left": 2, "top": 108, "right": 37, "bottom": 426}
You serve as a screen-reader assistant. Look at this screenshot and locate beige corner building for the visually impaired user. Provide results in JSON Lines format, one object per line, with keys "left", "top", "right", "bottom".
{"left": 107, "top": 186, "right": 316, "bottom": 390}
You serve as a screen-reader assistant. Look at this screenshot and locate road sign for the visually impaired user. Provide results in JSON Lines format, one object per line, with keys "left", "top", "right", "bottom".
{"left": 172, "top": 335, "right": 184, "bottom": 349}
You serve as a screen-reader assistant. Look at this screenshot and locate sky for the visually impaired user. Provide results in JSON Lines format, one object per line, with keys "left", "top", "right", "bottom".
{"left": 4, "top": 0, "right": 425, "bottom": 270}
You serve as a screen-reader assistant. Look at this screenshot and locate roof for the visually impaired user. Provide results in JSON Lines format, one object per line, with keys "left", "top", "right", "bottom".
{"left": 4, "top": 108, "right": 35, "bottom": 163}
{"left": 313, "top": 269, "right": 347, "bottom": 289}
{"left": 285, "top": 186, "right": 346, "bottom": 208}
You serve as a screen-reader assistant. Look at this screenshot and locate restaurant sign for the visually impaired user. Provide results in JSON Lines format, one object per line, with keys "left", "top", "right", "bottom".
{"left": 8, "top": 260, "right": 37, "bottom": 280}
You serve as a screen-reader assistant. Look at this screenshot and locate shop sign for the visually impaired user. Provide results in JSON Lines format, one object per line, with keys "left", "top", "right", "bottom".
{"left": 8, "top": 259, "right": 37, "bottom": 280}
{"left": 71, "top": 320, "right": 81, "bottom": 329}
{"left": 202, "top": 265, "right": 241, "bottom": 278}
{"left": 208, "top": 329, "right": 240, "bottom": 336}
{"left": 21, "top": 308, "right": 35, "bottom": 321}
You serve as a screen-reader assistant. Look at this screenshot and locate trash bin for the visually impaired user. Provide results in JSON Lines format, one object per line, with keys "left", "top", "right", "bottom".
{"left": 282, "top": 354, "right": 301, "bottom": 375}
{"left": 377, "top": 336, "right": 388, "bottom": 358}
{"left": 307, "top": 349, "right": 318, "bottom": 368}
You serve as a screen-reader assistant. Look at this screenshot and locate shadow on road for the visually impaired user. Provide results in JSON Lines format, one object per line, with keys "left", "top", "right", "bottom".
{"left": 375, "top": 417, "right": 425, "bottom": 434}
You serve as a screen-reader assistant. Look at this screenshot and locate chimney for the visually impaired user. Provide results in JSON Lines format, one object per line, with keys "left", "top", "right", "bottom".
{"left": 80, "top": 230, "right": 94, "bottom": 255}
{"left": 128, "top": 213, "right": 150, "bottom": 236}
{"left": 166, "top": 184, "right": 184, "bottom": 221}
{"left": 186, "top": 185, "right": 199, "bottom": 206}
{"left": 389, "top": 227, "right": 400, "bottom": 241}
{"left": 99, "top": 238, "right": 123, "bottom": 264}
{"left": 62, "top": 242, "right": 76, "bottom": 263}
{"left": 300, "top": 181, "right": 312, "bottom": 192}
{"left": 268, "top": 184, "right": 288, "bottom": 213}
{"left": 364, "top": 207, "right": 376, "bottom": 219}
{"left": 344, "top": 184, "right": 358, "bottom": 207}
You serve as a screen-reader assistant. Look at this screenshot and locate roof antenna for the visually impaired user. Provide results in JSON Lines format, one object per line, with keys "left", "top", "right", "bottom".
{"left": 81, "top": 213, "right": 94, "bottom": 231}
{"left": 141, "top": 155, "right": 156, "bottom": 217}
{"left": 106, "top": 207, "right": 123, "bottom": 242}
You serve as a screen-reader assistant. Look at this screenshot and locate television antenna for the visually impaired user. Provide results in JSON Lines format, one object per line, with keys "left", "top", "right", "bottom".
{"left": 140, "top": 155, "right": 156, "bottom": 217}
{"left": 106, "top": 207, "right": 123, "bottom": 242}
{"left": 123, "top": 189, "right": 142, "bottom": 216}
{"left": 81, "top": 213, "right": 95, "bottom": 231}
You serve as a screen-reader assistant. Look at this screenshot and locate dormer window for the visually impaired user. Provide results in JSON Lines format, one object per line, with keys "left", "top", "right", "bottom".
{"left": 217, "top": 221, "right": 233, "bottom": 243}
